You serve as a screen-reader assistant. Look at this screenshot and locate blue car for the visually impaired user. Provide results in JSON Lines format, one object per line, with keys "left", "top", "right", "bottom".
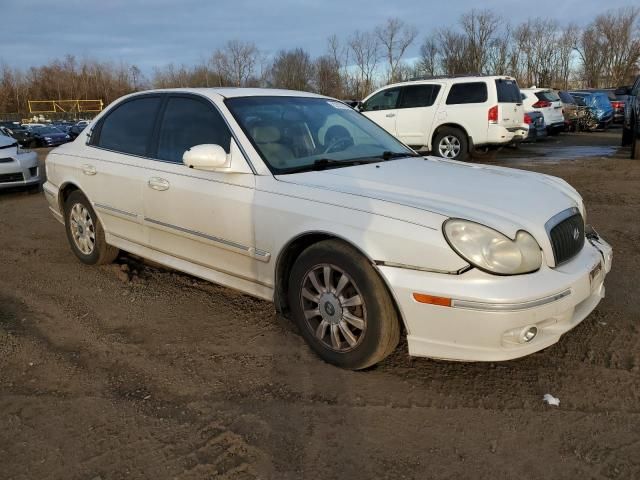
{"left": 569, "top": 91, "right": 614, "bottom": 128}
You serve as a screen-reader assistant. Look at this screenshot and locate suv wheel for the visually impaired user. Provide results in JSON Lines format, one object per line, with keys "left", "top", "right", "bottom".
{"left": 288, "top": 240, "right": 400, "bottom": 370}
{"left": 622, "top": 126, "right": 632, "bottom": 146}
{"left": 433, "top": 127, "right": 468, "bottom": 161}
{"left": 64, "top": 190, "right": 119, "bottom": 265}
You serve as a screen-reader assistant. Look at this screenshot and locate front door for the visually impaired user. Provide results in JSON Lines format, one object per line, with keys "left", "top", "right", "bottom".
{"left": 142, "top": 94, "right": 259, "bottom": 283}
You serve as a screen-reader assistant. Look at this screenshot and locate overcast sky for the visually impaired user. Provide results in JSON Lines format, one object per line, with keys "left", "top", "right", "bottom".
{"left": 1, "top": 0, "right": 634, "bottom": 73}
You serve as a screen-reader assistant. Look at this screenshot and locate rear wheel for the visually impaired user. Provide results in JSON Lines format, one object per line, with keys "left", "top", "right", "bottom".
{"left": 288, "top": 240, "right": 400, "bottom": 370}
{"left": 64, "top": 190, "right": 119, "bottom": 265}
{"left": 632, "top": 131, "right": 640, "bottom": 160}
{"left": 433, "top": 127, "right": 469, "bottom": 161}
{"left": 622, "top": 125, "right": 632, "bottom": 146}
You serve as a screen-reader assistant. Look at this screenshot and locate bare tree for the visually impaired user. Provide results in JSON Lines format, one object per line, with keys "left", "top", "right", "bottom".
{"left": 211, "top": 40, "right": 260, "bottom": 87}
{"left": 460, "top": 9, "right": 501, "bottom": 73}
{"left": 349, "top": 30, "right": 380, "bottom": 98}
{"left": 375, "top": 18, "right": 418, "bottom": 82}
{"left": 437, "top": 28, "right": 467, "bottom": 75}
{"left": 418, "top": 36, "right": 440, "bottom": 78}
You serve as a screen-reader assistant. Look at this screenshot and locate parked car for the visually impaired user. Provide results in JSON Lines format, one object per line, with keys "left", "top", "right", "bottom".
{"left": 520, "top": 88, "right": 565, "bottom": 135}
{"left": 572, "top": 89, "right": 624, "bottom": 123}
{"left": 572, "top": 96, "right": 599, "bottom": 132}
{"left": 0, "top": 122, "right": 37, "bottom": 147}
{"left": 27, "top": 125, "right": 71, "bottom": 147}
{"left": 568, "top": 92, "right": 614, "bottom": 129}
{"left": 619, "top": 77, "right": 640, "bottom": 157}
{"left": 523, "top": 111, "right": 547, "bottom": 141}
{"left": 43, "top": 88, "right": 612, "bottom": 369}
{"left": 556, "top": 90, "right": 580, "bottom": 130}
{"left": 68, "top": 121, "right": 89, "bottom": 139}
{"left": 53, "top": 122, "right": 73, "bottom": 134}
{"left": 0, "top": 129, "right": 41, "bottom": 192}
{"left": 359, "top": 75, "right": 525, "bottom": 161}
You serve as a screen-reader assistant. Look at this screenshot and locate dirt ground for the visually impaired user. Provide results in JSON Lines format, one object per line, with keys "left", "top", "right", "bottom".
{"left": 1, "top": 129, "right": 639, "bottom": 480}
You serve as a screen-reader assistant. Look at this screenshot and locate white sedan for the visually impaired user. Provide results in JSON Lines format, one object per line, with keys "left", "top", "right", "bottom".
{"left": 43, "top": 88, "right": 612, "bottom": 369}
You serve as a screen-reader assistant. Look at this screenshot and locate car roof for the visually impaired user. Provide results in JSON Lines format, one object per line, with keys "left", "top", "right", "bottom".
{"left": 125, "top": 87, "right": 327, "bottom": 100}
{"left": 381, "top": 75, "right": 515, "bottom": 89}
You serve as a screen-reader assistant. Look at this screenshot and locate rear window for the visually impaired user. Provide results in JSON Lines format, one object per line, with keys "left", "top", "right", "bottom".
{"left": 446, "top": 82, "right": 488, "bottom": 104}
{"left": 495, "top": 79, "right": 521, "bottom": 103}
{"left": 558, "top": 91, "right": 576, "bottom": 104}
{"left": 535, "top": 91, "right": 560, "bottom": 102}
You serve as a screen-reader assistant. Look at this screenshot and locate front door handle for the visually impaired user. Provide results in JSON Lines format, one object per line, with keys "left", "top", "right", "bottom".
{"left": 81, "top": 164, "right": 96, "bottom": 176}
{"left": 385, "top": 113, "right": 396, "bottom": 118}
{"left": 148, "top": 177, "right": 170, "bottom": 191}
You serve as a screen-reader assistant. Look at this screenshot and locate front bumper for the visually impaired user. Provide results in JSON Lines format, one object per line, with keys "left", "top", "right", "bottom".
{"left": 0, "top": 151, "right": 41, "bottom": 190}
{"left": 380, "top": 234, "right": 612, "bottom": 361}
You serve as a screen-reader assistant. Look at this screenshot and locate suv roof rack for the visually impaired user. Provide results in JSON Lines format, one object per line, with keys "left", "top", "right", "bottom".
{"left": 408, "top": 73, "right": 492, "bottom": 81}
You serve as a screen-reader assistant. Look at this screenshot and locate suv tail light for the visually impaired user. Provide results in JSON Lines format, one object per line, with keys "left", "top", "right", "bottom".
{"left": 524, "top": 113, "right": 532, "bottom": 124}
{"left": 488, "top": 105, "right": 498, "bottom": 123}
{"left": 611, "top": 101, "right": 624, "bottom": 109}
{"left": 532, "top": 100, "right": 551, "bottom": 108}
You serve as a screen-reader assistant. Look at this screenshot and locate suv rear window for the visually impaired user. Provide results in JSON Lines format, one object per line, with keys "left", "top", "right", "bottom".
{"left": 398, "top": 84, "right": 441, "bottom": 108}
{"left": 495, "top": 79, "right": 521, "bottom": 103}
{"left": 446, "top": 82, "right": 488, "bottom": 104}
{"left": 558, "top": 91, "right": 576, "bottom": 104}
{"left": 535, "top": 91, "right": 560, "bottom": 102}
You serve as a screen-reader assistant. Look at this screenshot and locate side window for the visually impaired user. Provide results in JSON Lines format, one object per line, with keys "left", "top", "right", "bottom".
{"left": 156, "top": 96, "right": 232, "bottom": 163}
{"left": 446, "top": 82, "right": 488, "bottom": 105}
{"left": 95, "top": 96, "right": 161, "bottom": 156}
{"left": 398, "top": 84, "right": 441, "bottom": 109}
{"left": 362, "top": 88, "right": 400, "bottom": 111}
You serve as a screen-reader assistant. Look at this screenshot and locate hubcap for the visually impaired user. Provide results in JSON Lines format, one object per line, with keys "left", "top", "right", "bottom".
{"left": 300, "top": 264, "right": 366, "bottom": 352}
{"left": 69, "top": 203, "right": 96, "bottom": 255}
{"left": 438, "top": 135, "right": 461, "bottom": 158}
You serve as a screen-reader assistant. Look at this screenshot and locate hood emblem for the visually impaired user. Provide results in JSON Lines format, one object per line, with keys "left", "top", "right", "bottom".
{"left": 573, "top": 228, "right": 580, "bottom": 241}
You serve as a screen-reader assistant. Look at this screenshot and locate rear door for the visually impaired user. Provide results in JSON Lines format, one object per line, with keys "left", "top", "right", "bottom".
{"left": 84, "top": 94, "right": 163, "bottom": 245}
{"left": 536, "top": 91, "right": 564, "bottom": 125}
{"left": 360, "top": 87, "right": 400, "bottom": 136}
{"left": 394, "top": 83, "right": 442, "bottom": 147}
{"left": 495, "top": 79, "right": 523, "bottom": 129}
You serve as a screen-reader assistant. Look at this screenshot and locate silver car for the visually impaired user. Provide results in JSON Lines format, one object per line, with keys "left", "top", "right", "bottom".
{"left": 0, "top": 129, "right": 41, "bottom": 191}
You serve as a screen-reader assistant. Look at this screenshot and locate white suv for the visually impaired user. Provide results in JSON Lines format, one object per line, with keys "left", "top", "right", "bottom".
{"left": 359, "top": 76, "right": 525, "bottom": 161}
{"left": 520, "top": 88, "right": 566, "bottom": 135}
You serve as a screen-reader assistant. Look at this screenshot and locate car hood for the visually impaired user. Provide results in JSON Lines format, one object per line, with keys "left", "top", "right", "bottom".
{"left": 276, "top": 156, "right": 583, "bottom": 262}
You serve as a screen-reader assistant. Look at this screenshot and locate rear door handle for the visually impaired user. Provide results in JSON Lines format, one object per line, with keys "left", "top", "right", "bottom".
{"left": 148, "top": 177, "right": 170, "bottom": 191}
{"left": 81, "top": 164, "right": 96, "bottom": 176}
{"left": 385, "top": 113, "right": 396, "bottom": 118}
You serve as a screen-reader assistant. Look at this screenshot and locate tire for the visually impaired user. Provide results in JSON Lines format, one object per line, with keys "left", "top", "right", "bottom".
{"left": 621, "top": 126, "right": 632, "bottom": 146}
{"left": 288, "top": 240, "right": 400, "bottom": 370}
{"left": 64, "top": 190, "right": 119, "bottom": 265}
{"left": 433, "top": 127, "right": 469, "bottom": 161}
{"left": 632, "top": 132, "right": 640, "bottom": 160}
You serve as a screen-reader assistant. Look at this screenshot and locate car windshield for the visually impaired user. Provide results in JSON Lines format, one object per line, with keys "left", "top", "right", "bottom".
{"left": 571, "top": 94, "right": 588, "bottom": 106}
{"left": 225, "top": 96, "right": 415, "bottom": 174}
{"left": 535, "top": 91, "right": 560, "bottom": 102}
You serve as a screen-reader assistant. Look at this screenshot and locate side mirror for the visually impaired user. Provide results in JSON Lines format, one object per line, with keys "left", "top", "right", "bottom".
{"left": 183, "top": 144, "right": 229, "bottom": 170}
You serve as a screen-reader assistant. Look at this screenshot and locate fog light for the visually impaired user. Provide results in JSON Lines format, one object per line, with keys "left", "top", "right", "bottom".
{"left": 519, "top": 326, "right": 538, "bottom": 343}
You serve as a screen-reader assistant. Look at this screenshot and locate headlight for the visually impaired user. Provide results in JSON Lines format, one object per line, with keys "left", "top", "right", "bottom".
{"left": 443, "top": 219, "right": 542, "bottom": 275}
{"left": 44, "top": 136, "right": 52, "bottom": 141}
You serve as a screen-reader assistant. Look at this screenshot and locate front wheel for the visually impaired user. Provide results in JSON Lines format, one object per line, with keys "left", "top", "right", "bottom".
{"left": 288, "top": 240, "right": 400, "bottom": 370}
{"left": 433, "top": 127, "right": 469, "bottom": 161}
{"left": 64, "top": 190, "right": 119, "bottom": 265}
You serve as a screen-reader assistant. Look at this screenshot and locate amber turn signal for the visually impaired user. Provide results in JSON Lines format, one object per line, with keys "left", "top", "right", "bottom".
{"left": 412, "top": 293, "right": 452, "bottom": 307}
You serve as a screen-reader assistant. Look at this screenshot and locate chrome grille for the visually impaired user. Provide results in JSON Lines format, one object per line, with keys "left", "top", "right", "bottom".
{"left": 548, "top": 211, "right": 585, "bottom": 265}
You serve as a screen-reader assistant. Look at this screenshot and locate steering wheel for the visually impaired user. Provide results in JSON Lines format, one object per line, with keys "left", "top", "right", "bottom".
{"left": 323, "top": 136, "right": 353, "bottom": 154}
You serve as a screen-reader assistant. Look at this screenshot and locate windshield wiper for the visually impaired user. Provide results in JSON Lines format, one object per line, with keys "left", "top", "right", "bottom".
{"left": 278, "top": 157, "right": 384, "bottom": 174}
{"left": 379, "top": 150, "right": 422, "bottom": 160}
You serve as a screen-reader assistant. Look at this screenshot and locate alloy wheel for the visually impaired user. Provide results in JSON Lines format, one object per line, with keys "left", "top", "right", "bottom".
{"left": 299, "top": 264, "right": 367, "bottom": 352}
{"left": 438, "top": 135, "right": 461, "bottom": 158}
{"left": 69, "top": 203, "right": 96, "bottom": 255}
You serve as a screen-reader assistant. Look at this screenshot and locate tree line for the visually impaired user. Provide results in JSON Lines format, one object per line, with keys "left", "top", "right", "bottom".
{"left": 1, "top": 6, "right": 639, "bottom": 117}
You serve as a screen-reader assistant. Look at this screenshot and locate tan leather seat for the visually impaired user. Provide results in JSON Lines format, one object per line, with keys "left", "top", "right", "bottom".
{"left": 251, "top": 125, "right": 294, "bottom": 168}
